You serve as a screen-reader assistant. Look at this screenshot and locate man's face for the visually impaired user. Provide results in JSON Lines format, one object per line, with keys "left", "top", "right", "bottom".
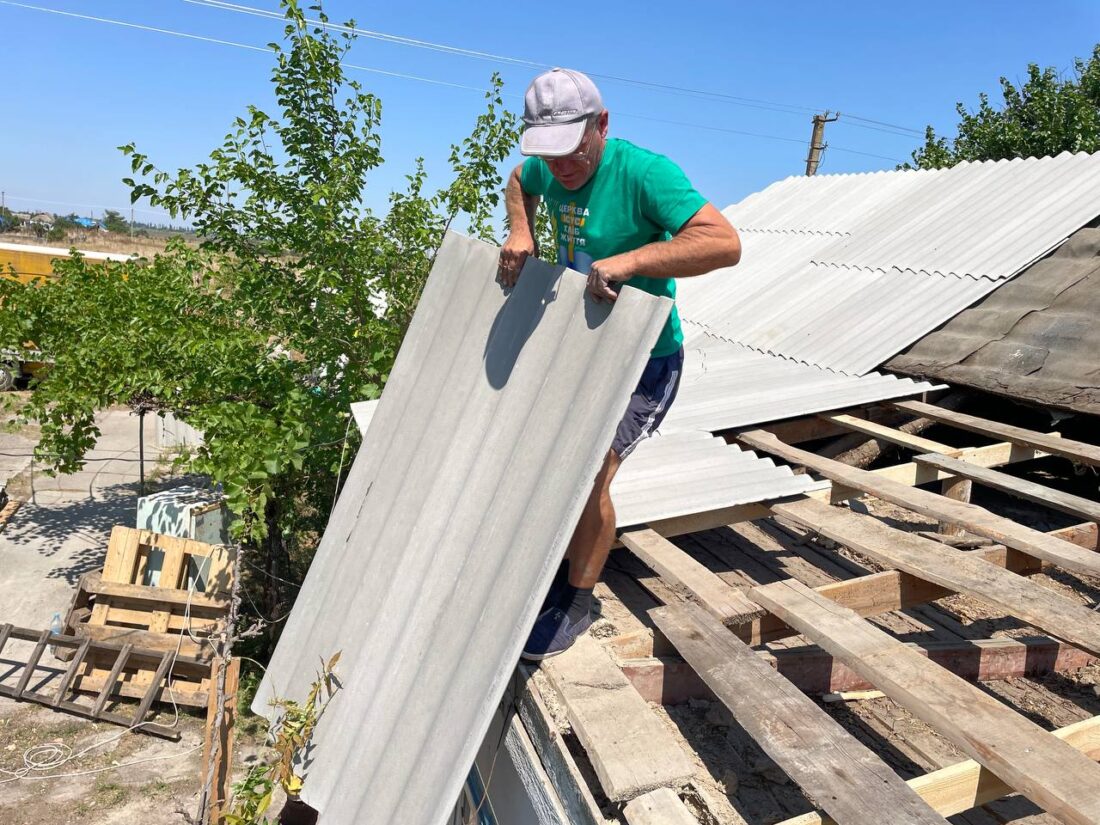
{"left": 543, "top": 117, "right": 605, "bottom": 190}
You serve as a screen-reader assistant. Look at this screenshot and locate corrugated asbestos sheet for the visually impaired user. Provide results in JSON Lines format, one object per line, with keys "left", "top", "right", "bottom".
{"left": 889, "top": 227, "right": 1100, "bottom": 416}
{"left": 610, "top": 430, "right": 816, "bottom": 527}
{"left": 664, "top": 330, "right": 937, "bottom": 433}
{"left": 677, "top": 151, "right": 1100, "bottom": 375}
{"left": 255, "top": 232, "right": 672, "bottom": 825}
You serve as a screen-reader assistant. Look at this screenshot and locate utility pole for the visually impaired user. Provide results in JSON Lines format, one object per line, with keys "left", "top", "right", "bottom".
{"left": 805, "top": 111, "right": 839, "bottom": 176}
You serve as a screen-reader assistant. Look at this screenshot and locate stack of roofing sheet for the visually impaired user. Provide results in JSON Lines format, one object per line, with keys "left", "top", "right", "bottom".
{"left": 679, "top": 151, "right": 1100, "bottom": 376}
{"left": 255, "top": 232, "right": 672, "bottom": 824}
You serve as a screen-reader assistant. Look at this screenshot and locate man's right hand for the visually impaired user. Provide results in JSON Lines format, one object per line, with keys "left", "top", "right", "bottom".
{"left": 498, "top": 233, "right": 536, "bottom": 288}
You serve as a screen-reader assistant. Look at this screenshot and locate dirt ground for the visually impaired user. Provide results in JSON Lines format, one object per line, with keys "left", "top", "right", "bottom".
{"left": 0, "top": 397, "right": 277, "bottom": 824}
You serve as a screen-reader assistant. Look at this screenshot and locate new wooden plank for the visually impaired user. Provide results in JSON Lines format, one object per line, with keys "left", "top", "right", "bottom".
{"left": 773, "top": 497, "right": 1100, "bottom": 655}
{"left": 92, "top": 642, "right": 133, "bottom": 717}
{"left": 619, "top": 528, "right": 765, "bottom": 624}
{"left": 777, "top": 715, "right": 1100, "bottom": 825}
{"left": 51, "top": 637, "right": 91, "bottom": 708}
{"left": 541, "top": 634, "right": 694, "bottom": 802}
{"left": 914, "top": 452, "right": 1100, "bottom": 523}
{"left": 819, "top": 414, "right": 960, "bottom": 455}
{"left": 652, "top": 601, "right": 949, "bottom": 825}
{"left": 739, "top": 429, "right": 1100, "bottom": 578}
{"left": 622, "top": 788, "right": 698, "bottom": 825}
{"left": 893, "top": 400, "right": 1100, "bottom": 467}
{"left": 751, "top": 579, "right": 1100, "bottom": 825}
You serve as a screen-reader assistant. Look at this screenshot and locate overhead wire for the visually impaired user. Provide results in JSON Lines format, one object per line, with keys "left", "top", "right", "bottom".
{"left": 184, "top": 0, "right": 925, "bottom": 135}
{"left": 0, "top": 0, "right": 909, "bottom": 163}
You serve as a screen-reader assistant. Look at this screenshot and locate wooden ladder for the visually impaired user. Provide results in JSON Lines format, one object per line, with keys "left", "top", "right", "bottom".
{"left": 0, "top": 623, "right": 180, "bottom": 740}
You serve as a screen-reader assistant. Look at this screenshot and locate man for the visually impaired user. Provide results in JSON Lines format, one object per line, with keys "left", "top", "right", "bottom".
{"left": 499, "top": 67, "right": 741, "bottom": 660}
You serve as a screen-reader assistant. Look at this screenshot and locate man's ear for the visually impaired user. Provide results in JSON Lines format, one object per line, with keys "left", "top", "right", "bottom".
{"left": 597, "top": 109, "right": 609, "bottom": 138}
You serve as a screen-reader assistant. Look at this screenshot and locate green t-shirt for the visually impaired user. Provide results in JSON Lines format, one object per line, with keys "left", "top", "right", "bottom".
{"left": 521, "top": 138, "right": 706, "bottom": 358}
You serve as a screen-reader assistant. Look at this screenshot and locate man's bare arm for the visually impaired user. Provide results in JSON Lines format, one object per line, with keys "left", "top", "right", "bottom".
{"left": 499, "top": 165, "right": 541, "bottom": 287}
{"left": 586, "top": 204, "right": 741, "bottom": 301}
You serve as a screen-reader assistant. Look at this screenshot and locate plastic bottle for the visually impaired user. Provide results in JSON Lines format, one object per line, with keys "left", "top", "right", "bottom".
{"left": 49, "top": 611, "right": 62, "bottom": 657}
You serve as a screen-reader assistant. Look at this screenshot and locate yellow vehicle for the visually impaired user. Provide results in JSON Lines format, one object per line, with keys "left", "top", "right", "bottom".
{"left": 0, "top": 241, "right": 135, "bottom": 390}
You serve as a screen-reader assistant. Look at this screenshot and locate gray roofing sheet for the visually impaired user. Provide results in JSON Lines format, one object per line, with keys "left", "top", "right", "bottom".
{"left": 677, "top": 152, "right": 1100, "bottom": 375}
{"left": 813, "top": 153, "right": 1100, "bottom": 279}
{"left": 664, "top": 331, "right": 938, "bottom": 433}
{"left": 610, "top": 429, "right": 816, "bottom": 527}
{"left": 254, "top": 232, "right": 671, "bottom": 825}
{"left": 888, "top": 227, "right": 1100, "bottom": 416}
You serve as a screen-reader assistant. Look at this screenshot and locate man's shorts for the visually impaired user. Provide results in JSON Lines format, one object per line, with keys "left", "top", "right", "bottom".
{"left": 611, "top": 347, "right": 684, "bottom": 460}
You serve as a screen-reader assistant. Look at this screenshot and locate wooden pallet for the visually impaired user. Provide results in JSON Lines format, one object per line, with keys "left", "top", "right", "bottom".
{"left": 61, "top": 526, "right": 233, "bottom": 707}
{"left": 0, "top": 623, "right": 185, "bottom": 739}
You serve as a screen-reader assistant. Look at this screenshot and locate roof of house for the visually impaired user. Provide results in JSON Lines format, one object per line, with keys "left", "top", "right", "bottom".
{"left": 888, "top": 226, "right": 1100, "bottom": 416}
{"left": 677, "top": 151, "right": 1100, "bottom": 375}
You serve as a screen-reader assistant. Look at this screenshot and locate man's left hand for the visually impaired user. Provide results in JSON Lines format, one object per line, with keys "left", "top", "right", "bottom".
{"left": 587, "top": 255, "right": 633, "bottom": 303}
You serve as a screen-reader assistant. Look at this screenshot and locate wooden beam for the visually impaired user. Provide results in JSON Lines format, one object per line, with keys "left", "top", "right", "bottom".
{"left": 751, "top": 578, "right": 1100, "bottom": 825}
{"left": 201, "top": 656, "right": 240, "bottom": 825}
{"left": 893, "top": 400, "right": 1100, "bottom": 467}
{"left": 638, "top": 502, "right": 771, "bottom": 541}
{"left": 621, "top": 440, "right": 1048, "bottom": 543}
{"left": 82, "top": 572, "right": 230, "bottom": 610}
{"left": 818, "top": 413, "right": 959, "bottom": 455}
{"left": 622, "top": 788, "right": 698, "bottom": 825}
{"left": 937, "top": 475, "right": 971, "bottom": 537}
{"left": 619, "top": 528, "right": 765, "bottom": 624}
{"left": 776, "top": 714, "right": 1100, "bottom": 824}
{"left": 739, "top": 429, "right": 1100, "bottom": 579}
{"left": 616, "top": 636, "right": 1095, "bottom": 703}
{"left": 513, "top": 666, "right": 604, "bottom": 825}
{"left": 772, "top": 497, "right": 1100, "bottom": 656}
{"left": 652, "top": 601, "right": 949, "bottom": 825}
{"left": 541, "top": 635, "right": 694, "bottom": 802}
{"left": 914, "top": 452, "right": 1100, "bottom": 524}
{"left": 501, "top": 712, "right": 570, "bottom": 825}
{"left": 72, "top": 622, "right": 210, "bottom": 659}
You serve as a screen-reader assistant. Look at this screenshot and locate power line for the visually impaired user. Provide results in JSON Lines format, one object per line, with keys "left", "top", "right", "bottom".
{"left": 0, "top": 1, "right": 491, "bottom": 93}
{"left": 0, "top": 1, "right": 906, "bottom": 164}
{"left": 184, "top": 0, "right": 925, "bottom": 135}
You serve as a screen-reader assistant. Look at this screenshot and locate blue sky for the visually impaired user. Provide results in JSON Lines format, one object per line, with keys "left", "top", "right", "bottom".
{"left": 1, "top": 0, "right": 1097, "bottom": 229}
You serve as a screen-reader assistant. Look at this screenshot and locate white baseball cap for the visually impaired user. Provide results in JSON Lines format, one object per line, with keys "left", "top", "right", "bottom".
{"left": 520, "top": 68, "right": 604, "bottom": 157}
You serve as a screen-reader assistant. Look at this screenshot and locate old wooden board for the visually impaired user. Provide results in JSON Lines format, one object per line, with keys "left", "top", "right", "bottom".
{"left": 652, "top": 601, "right": 949, "bottom": 825}
{"left": 541, "top": 634, "right": 694, "bottom": 802}
{"left": 616, "top": 635, "right": 1095, "bottom": 702}
{"left": 622, "top": 788, "right": 699, "bottom": 825}
{"left": 738, "top": 429, "right": 1100, "bottom": 579}
{"left": 513, "top": 666, "right": 604, "bottom": 825}
{"left": 619, "top": 528, "right": 765, "bottom": 624}
{"left": 772, "top": 497, "right": 1100, "bottom": 655}
{"left": 777, "top": 714, "right": 1100, "bottom": 824}
{"left": 751, "top": 579, "right": 1100, "bottom": 825}
{"left": 913, "top": 452, "right": 1100, "bottom": 524}
{"left": 892, "top": 400, "right": 1100, "bottom": 467}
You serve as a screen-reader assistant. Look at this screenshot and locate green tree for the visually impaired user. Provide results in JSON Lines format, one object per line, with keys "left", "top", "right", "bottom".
{"left": 0, "top": 0, "right": 519, "bottom": 633}
{"left": 909, "top": 44, "right": 1100, "bottom": 169}
{"left": 101, "top": 209, "right": 130, "bottom": 233}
